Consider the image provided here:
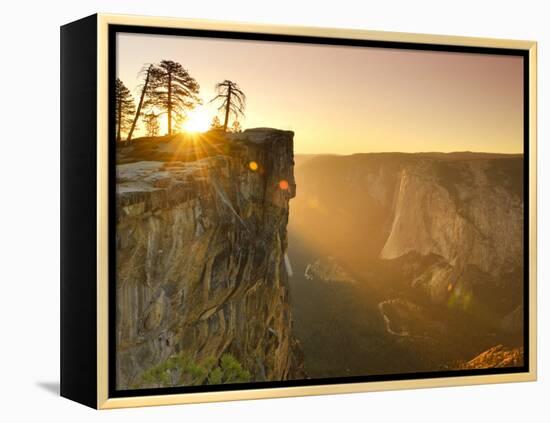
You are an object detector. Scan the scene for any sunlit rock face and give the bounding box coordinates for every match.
[380,160,523,271]
[115,128,304,389]
[457,344,524,369]
[292,153,524,305]
[379,158,523,303]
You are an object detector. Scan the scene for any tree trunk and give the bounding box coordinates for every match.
[223,85,232,132]
[116,97,122,142]
[167,72,172,135]
[127,65,152,141]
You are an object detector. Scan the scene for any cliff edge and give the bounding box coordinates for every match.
[115,128,304,389]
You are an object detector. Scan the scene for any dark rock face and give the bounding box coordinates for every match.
[115,128,304,389]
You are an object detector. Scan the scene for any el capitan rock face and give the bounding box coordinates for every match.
[291,153,524,305]
[115,129,304,389]
[379,158,523,301]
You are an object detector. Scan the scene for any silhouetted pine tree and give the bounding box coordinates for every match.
[127,64,154,141]
[210,116,223,131]
[115,78,136,142]
[143,112,160,137]
[230,120,242,133]
[209,80,246,132]
[146,60,201,135]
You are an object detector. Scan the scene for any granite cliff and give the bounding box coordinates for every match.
[292,153,524,306]
[380,157,523,304]
[115,129,304,389]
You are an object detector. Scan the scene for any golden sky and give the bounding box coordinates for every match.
[117,33,524,154]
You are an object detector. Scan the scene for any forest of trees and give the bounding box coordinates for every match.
[115,59,246,141]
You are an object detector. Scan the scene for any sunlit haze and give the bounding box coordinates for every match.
[182,105,211,133]
[117,33,524,154]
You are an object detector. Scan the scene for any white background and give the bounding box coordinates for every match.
[0,0,547,421]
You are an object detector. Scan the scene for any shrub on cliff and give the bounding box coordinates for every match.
[207,354,251,385]
[136,352,250,388]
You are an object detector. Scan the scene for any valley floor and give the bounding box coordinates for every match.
[287,230,524,379]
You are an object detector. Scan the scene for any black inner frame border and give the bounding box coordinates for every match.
[108,24,530,399]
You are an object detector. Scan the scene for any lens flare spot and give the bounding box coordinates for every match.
[249,161,259,171]
[279,179,289,190]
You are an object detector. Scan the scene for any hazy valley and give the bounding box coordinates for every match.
[288,152,524,377]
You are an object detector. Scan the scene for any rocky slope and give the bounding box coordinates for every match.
[304,256,357,284]
[115,129,304,389]
[457,345,524,369]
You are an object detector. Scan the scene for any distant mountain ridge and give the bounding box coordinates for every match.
[296,151,523,160]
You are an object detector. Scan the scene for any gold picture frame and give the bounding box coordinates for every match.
[60,13,537,409]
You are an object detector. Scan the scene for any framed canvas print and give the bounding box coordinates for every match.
[60,14,537,409]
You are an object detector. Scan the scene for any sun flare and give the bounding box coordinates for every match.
[183,106,211,133]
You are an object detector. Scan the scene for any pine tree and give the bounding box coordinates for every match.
[143,112,160,137]
[147,60,201,135]
[230,120,242,133]
[115,78,136,142]
[209,80,246,132]
[127,64,154,141]
[210,116,223,131]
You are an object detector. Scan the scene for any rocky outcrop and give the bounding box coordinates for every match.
[305,256,356,284]
[457,345,524,369]
[115,128,304,389]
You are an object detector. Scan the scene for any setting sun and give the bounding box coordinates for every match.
[183,106,211,133]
